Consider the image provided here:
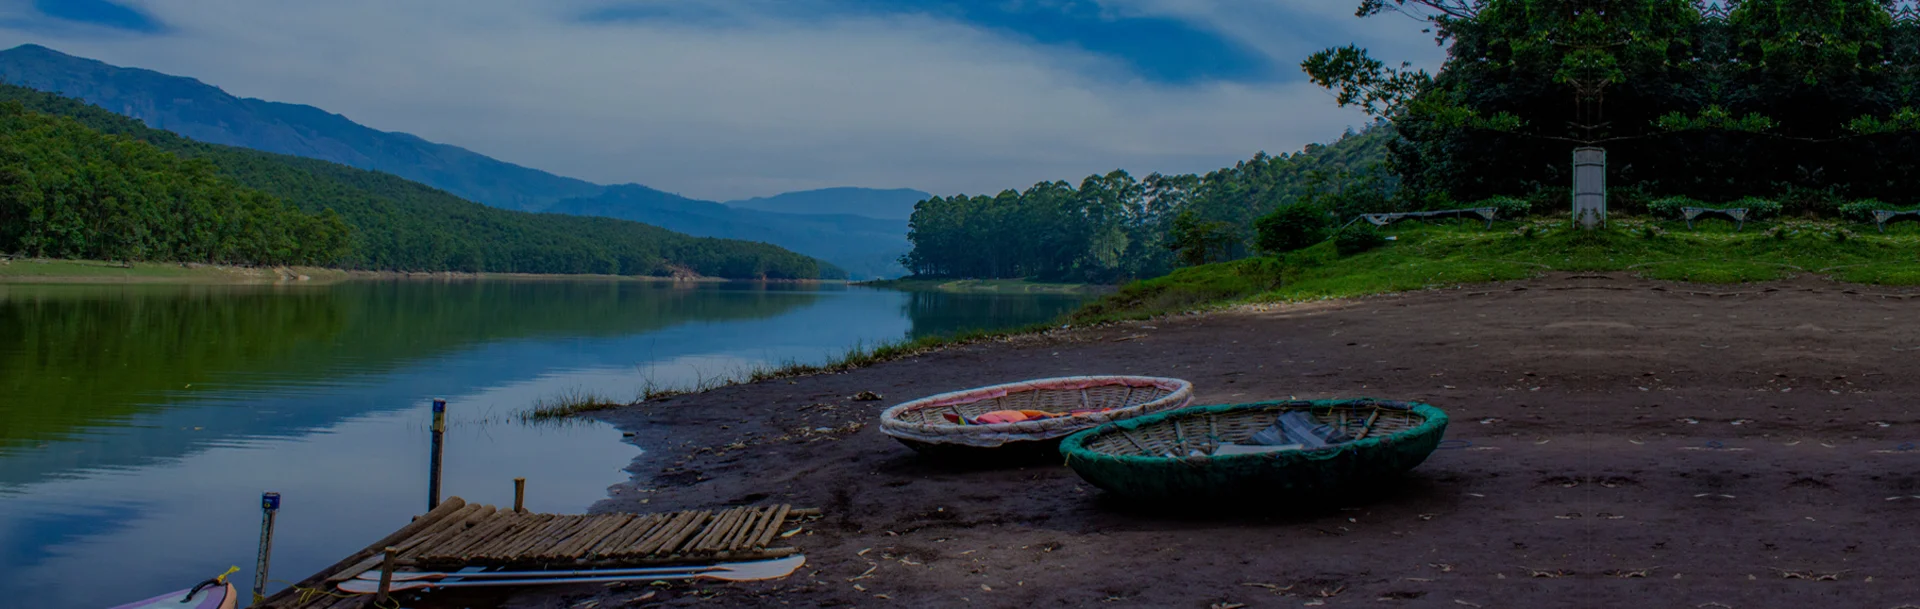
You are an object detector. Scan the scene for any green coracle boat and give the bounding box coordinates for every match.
[1060,399,1448,501]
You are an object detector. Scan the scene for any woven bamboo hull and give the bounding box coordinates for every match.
[880,376,1194,450]
[1059,400,1448,502]
[892,435,1065,463]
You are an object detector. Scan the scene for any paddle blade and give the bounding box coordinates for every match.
[698,555,807,581]
[336,578,435,593]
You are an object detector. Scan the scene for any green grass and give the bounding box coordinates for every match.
[520,389,630,422]
[0,258,350,283]
[1075,216,1920,323]
[860,277,1114,294]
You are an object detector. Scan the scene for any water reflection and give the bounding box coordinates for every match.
[0,280,1087,608]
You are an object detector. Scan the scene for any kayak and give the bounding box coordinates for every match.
[109,578,237,609]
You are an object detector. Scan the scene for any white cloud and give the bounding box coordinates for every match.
[0,0,1444,200]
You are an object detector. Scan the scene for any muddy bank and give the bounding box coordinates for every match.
[490,272,1920,608]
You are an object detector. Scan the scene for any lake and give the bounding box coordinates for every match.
[0,280,1089,608]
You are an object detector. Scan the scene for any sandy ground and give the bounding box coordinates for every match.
[461,272,1920,608]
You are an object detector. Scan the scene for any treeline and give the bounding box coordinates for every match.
[902,127,1392,282]
[1313,0,1920,211]
[0,103,349,265]
[0,84,831,279]
[906,0,1920,283]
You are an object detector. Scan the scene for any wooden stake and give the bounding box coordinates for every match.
[428,398,447,511]
[514,477,527,513]
[374,546,397,604]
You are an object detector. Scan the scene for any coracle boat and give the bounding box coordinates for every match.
[879,376,1193,456]
[1060,399,1448,501]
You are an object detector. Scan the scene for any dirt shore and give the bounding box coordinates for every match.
[486,272,1920,608]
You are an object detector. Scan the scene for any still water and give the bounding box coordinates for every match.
[0,280,1087,608]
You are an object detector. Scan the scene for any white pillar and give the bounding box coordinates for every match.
[1572,147,1607,229]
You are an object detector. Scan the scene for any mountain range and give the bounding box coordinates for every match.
[0,44,927,278]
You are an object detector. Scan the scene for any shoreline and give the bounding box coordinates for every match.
[856,277,1117,295]
[485,271,1920,608]
[0,258,847,286]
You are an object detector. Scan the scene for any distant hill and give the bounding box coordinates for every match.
[549,185,911,279]
[0,84,830,279]
[0,44,920,277]
[0,43,604,211]
[725,187,931,221]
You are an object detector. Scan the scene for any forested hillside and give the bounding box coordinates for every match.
[0,44,605,211]
[902,126,1393,282]
[0,102,348,265]
[0,84,829,279]
[725,187,931,220]
[548,185,910,279]
[0,45,922,278]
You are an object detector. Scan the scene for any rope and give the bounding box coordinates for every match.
[261,578,360,607]
[1435,439,1473,450]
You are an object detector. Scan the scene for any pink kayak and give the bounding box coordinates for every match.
[108,579,237,609]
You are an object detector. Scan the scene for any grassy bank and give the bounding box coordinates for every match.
[0,258,354,284]
[860,277,1113,295]
[1075,216,1920,322]
[0,258,758,285]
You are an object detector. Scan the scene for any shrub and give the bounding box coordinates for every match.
[1253,203,1330,254]
[1839,199,1891,223]
[1334,223,1387,256]
[1732,196,1783,220]
[1646,196,1704,219]
[1478,196,1532,220]
[1777,187,1841,218]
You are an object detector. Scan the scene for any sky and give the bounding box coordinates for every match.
[0,0,1447,201]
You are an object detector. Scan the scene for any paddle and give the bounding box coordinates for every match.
[350,555,801,582]
[334,555,805,593]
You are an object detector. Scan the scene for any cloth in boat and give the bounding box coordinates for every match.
[943,408,1107,425]
[1249,411,1353,449]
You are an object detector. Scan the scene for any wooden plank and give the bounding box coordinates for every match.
[531,515,599,559]
[419,510,514,560]
[682,509,725,552]
[645,510,711,557]
[257,496,468,608]
[713,507,754,550]
[724,506,771,551]
[405,505,497,560]
[325,503,488,583]
[691,507,744,552]
[750,505,793,550]
[545,514,630,561]
[464,513,545,559]
[628,511,702,557]
[426,511,525,560]
[488,513,567,558]
[510,514,581,557]
[491,514,564,559]
[587,514,666,558]
[406,505,497,560]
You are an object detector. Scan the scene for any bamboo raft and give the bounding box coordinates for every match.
[258,497,818,608]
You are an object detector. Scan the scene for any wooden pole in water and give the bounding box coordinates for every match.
[514,477,527,513]
[251,492,280,605]
[374,546,397,604]
[429,398,447,511]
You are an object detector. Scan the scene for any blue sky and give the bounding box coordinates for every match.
[0,0,1444,199]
